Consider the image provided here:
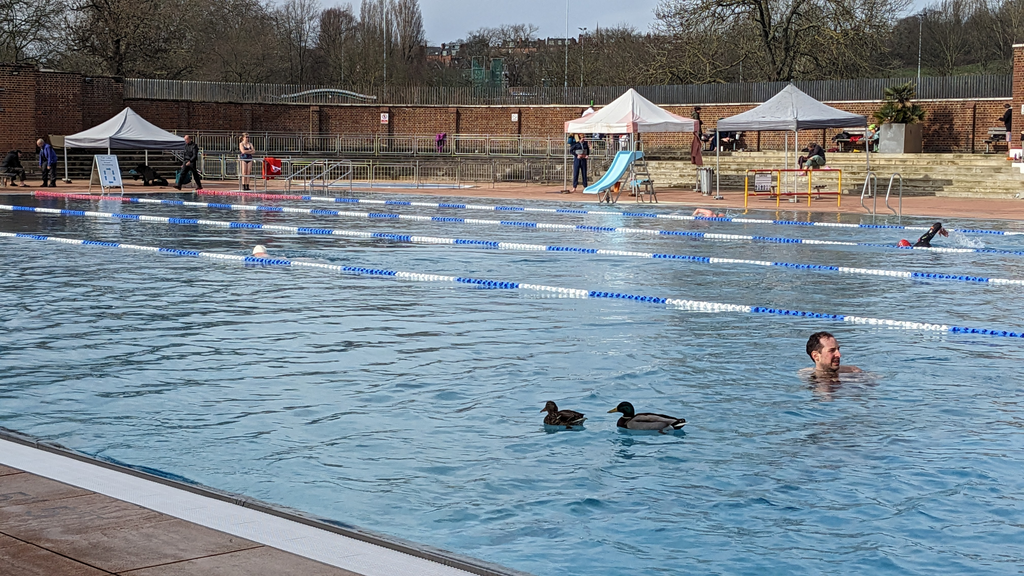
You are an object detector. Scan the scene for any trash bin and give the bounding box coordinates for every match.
[697,167,714,195]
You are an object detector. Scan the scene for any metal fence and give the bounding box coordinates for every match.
[198,154,581,187]
[125,75,1012,106]
[185,132,618,160]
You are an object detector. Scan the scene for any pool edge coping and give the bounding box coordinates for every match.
[0,426,534,576]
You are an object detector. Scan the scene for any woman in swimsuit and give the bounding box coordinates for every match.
[239,133,255,191]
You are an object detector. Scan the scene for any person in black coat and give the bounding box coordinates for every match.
[1000,104,1012,142]
[569,134,590,192]
[1,150,26,186]
[175,135,202,190]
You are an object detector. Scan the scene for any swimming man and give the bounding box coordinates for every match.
[803,331,862,378]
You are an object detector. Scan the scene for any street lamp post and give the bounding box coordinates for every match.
[564,0,569,91]
[917,13,923,86]
[579,27,587,87]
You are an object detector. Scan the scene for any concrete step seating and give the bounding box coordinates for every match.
[650,151,1024,198]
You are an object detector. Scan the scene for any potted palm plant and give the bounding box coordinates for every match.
[874,82,926,153]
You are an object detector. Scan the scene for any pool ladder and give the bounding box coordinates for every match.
[860,172,903,222]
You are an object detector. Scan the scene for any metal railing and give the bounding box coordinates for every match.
[125,75,1012,106]
[185,132,607,160]
[885,173,904,221]
[199,154,577,187]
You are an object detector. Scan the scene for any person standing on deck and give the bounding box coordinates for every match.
[36,139,57,187]
[570,134,590,193]
[175,135,203,191]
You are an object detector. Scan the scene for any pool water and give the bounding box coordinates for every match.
[2,193,1024,575]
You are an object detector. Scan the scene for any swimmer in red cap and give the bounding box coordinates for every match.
[898,222,948,248]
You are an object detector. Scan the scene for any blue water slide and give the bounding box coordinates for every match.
[583,151,643,194]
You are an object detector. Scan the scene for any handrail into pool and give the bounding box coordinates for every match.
[2,230,1023,339]
[860,171,877,214]
[886,173,904,222]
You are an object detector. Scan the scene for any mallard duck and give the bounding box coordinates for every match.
[608,401,685,433]
[541,401,586,428]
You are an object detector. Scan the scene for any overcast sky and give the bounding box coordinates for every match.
[415,0,662,44]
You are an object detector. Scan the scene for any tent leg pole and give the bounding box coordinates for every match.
[63,149,68,183]
[715,130,720,197]
[563,137,567,193]
[794,130,799,200]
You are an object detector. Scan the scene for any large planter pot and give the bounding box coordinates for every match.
[878,123,923,153]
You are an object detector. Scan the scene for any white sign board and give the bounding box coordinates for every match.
[89,154,125,196]
[380,112,389,124]
[754,172,772,192]
[96,155,122,187]
[511,113,519,122]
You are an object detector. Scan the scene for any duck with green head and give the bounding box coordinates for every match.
[608,401,685,433]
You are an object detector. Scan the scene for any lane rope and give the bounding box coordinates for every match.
[9,201,1024,288]
[2,230,1021,339]
[191,189,1024,237]
[28,194,1024,258]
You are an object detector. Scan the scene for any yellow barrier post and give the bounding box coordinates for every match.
[776,170,782,208]
[744,172,749,208]
[837,170,842,207]
[807,170,813,206]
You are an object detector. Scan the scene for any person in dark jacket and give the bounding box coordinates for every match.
[36,138,57,187]
[569,134,590,192]
[1,150,26,186]
[1000,104,1012,142]
[175,134,202,190]
[799,142,826,169]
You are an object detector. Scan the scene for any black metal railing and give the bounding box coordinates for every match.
[124,75,1011,106]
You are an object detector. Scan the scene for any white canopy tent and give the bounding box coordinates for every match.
[562,89,696,192]
[63,107,185,182]
[565,88,696,135]
[713,84,868,195]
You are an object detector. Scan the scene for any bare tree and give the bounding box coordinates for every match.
[62,0,196,77]
[318,5,358,84]
[0,0,63,64]
[654,0,905,82]
[197,0,282,82]
[277,0,321,83]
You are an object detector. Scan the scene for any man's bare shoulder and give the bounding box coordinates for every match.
[839,366,863,373]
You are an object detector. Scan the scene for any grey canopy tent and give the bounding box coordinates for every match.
[713,84,868,195]
[63,107,185,182]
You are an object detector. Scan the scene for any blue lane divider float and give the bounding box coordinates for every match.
[7,204,1024,287]
[3,230,1022,339]
[192,190,1024,237]
[21,199,1024,260]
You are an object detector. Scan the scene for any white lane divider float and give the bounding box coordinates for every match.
[7,203,1024,287]
[190,189,1024,237]
[2,230,1021,339]
[30,193,1024,259]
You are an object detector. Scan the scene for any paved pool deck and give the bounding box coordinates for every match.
[0,436,523,576]
[4,179,1024,221]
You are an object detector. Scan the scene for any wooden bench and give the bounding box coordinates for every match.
[833,128,867,152]
[985,127,1008,153]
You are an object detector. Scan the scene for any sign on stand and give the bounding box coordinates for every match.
[754,172,772,192]
[89,155,124,196]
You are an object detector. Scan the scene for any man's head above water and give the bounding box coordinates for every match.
[806,331,842,375]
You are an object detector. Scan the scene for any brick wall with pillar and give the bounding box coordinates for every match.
[1013,43,1024,146]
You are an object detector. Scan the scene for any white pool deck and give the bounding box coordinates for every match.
[0,436,525,576]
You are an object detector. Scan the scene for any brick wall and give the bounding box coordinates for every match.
[0,64,1015,155]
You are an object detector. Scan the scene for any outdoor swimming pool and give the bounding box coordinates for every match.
[2,192,1023,575]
